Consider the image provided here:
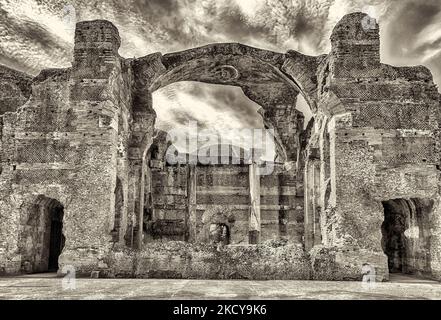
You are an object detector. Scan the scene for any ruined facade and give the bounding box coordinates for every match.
[1,13,440,281]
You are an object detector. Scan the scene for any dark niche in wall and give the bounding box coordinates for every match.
[381,198,433,278]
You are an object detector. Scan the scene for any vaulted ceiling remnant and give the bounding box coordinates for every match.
[131,43,321,162]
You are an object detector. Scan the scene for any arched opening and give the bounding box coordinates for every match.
[209,223,230,245]
[20,196,65,273]
[150,145,160,160]
[137,44,317,247]
[152,81,266,157]
[381,198,433,278]
[150,82,268,245]
[146,75,312,244]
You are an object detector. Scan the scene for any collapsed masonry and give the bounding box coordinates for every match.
[1,13,440,281]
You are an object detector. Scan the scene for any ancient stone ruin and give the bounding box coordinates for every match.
[1,13,440,281]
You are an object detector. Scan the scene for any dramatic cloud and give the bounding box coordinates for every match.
[0,0,440,137]
[153,82,259,131]
[381,0,441,86]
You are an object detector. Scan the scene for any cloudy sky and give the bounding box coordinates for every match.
[1,0,440,140]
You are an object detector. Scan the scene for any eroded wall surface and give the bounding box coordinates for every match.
[1,12,440,281]
[303,13,441,280]
[0,66,32,115]
[0,21,137,274]
[146,157,303,246]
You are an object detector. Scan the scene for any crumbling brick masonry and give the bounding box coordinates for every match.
[1,13,440,281]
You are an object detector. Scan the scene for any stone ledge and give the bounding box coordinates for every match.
[104,241,310,280]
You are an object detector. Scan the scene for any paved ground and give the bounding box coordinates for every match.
[0,273,440,300]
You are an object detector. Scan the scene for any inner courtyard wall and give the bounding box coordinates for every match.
[146,159,303,246]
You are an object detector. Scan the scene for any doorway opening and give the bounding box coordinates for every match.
[209,223,230,245]
[381,198,433,278]
[47,203,64,271]
[21,196,65,273]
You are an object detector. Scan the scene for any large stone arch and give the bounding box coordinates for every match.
[131,43,320,162]
[126,44,323,252]
[134,43,314,101]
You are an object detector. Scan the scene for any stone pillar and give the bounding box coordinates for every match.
[249,162,261,244]
[59,20,124,275]
[309,13,389,280]
[125,56,162,249]
[127,106,155,249]
[312,160,322,247]
[304,152,321,251]
[186,164,197,242]
[304,160,313,251]
[127,157,145,249]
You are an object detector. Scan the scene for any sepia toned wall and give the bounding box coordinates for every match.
[1,13,440,281]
